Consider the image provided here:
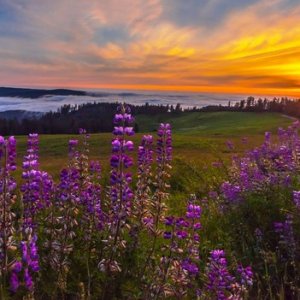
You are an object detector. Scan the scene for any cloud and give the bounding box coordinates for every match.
[0,0,300,96]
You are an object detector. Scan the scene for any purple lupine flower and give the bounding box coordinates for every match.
[112,139,121,152]
[10,235,39,293]
[113,126,124,135]
[194,222,202,230]
[274,214,296,259]
[100,105,135,277]
[164,216,174,226]
[0,136,17,275]
[182,259,199,276]
[206,249,235,300]
[69,139,79,147]
[110,104,135,223]
[226,140,234,151]
[163,231,172,239]
[68,139,79,160]
[124,127,134,136]
[186,204,202,219]
[217,123,300,209]
[79,160,103,229]
[22,134,53,230]
[13,261,22,273]
[10,271,20,292]
[176,217,189,228]
[176,230,188,239]
[157,123,172,163]
[10,261,22,292]
[221,182,241,203]
[265,131,271,143]
[7,136,17,171]
[24,268,33,291]
[137,134,153,184]
[254,228,263,243]
[237,265,253,287]
[293,191,300,210]
[114,114,124,123]
[142,217,154,228]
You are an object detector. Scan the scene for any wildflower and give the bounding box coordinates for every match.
[226,140,234,150]
[176,230,188,239]
[293,191,300,210]
[10,271,19,292]
[10,235,39,293]
[237,265,253,287]
[164,216,174,226]
[182,259,199,276]
[274,214,296,259]
[163,232,172,239]
[109,104,135,239]
[221,182,241,203]
[206,249,235,299]
[186,204,201,219]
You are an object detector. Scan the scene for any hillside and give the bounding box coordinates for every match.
[0,87,86,98]
[136,111,292,135]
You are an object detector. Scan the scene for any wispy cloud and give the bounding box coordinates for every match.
[0,0,300,96]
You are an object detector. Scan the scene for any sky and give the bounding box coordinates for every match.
[0,0,300,97]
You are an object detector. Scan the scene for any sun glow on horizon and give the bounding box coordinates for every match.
[0,0,300,97]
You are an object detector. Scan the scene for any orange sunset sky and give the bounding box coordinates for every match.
[0,0,300,97]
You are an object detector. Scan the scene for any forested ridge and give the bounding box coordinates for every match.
[0,96,299,135]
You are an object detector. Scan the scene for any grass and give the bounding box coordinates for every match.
[14,112,292,186]
[7,111,298,298]
[135,111,292,135]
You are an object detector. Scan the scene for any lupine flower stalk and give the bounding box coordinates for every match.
[142,124,172,276]
[148,195,202,299]
[135,134,154,225]
[0,136,17,297]
[127,135,154,256]
[293,191,300,211]
[46,138,81,295]
[152,123,172,226]
[100,105,135,299]
[206,249,235,299]
[77,130,103,298]
[11,134,52,295]
[10,235,39,293]
[21,134,53,232]
[274,214,296,260]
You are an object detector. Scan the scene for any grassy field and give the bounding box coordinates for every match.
[6,111,299,298]
[135,111,292,135]
[14,112,292,188]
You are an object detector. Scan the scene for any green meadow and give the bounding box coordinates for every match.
[15,111,292,198]
[6,110,299,299]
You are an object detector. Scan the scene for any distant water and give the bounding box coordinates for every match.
[0,89,253,112]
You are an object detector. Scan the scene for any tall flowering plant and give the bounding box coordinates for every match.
[141,124,172,277]
[0,105,256,299]
[0,136,17,298]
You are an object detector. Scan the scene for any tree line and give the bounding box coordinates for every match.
[0,102,184,135]
[201,96,300,116]
[1,97,299,135]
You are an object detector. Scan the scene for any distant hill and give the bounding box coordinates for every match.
[0,110,43,120]
[0,87,87,98]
